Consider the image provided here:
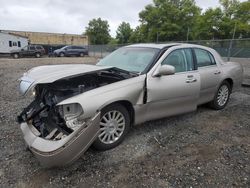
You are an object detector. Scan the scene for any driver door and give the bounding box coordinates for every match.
[65,46,73,55]
[146,48,200,121]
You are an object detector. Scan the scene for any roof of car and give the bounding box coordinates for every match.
[126,43,210,50]
[126,43,180,49]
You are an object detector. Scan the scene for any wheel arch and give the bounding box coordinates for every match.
[35,52,41,56]
[224,78,233,92]
[100,100,135,126]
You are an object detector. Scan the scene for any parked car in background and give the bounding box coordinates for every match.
[53,45,88,57]
[17,43,243,167]
[11,45,45,58]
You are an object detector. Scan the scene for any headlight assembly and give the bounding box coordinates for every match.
[58,103,83,120]
[58,103,84,130]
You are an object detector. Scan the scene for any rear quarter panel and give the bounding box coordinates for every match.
[220,61,243,92]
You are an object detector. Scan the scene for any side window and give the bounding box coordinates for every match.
[29,46,35,50]
[194,48,215,67]
[18,41,21,47]
[162,49,194,73]
[208,53,216,65]
[9,41,12,47]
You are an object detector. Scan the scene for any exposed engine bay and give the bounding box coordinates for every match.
[17,68,134,141]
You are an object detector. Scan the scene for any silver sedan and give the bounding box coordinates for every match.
[17,43,243,167]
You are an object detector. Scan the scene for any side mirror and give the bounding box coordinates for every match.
[153,65,175,77]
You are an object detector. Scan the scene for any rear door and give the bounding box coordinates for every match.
[74,46,82,55]
[28,46,36,56]
[193,48,221,105]
[146,48,200,121]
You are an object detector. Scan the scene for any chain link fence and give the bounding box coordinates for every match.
[87,38,250,60]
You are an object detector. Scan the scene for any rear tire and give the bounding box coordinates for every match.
[92,104,130,151]
[209,81,231,110]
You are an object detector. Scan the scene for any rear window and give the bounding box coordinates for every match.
[194,48,216,67]
[73,46,84,49]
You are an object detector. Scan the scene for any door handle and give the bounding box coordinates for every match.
[186,78,197,83]
[214,71,221,75]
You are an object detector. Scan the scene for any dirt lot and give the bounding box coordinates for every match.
[0,57,250,188]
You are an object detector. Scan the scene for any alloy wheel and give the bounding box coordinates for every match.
[98,110,125,144]
[217,85,229,106]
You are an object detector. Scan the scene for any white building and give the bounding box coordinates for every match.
[0,32,28,54]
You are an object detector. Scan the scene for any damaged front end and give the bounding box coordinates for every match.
[17,67,130,167]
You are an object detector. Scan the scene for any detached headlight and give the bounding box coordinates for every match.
[30,87,36,97]
[58,103,84,130]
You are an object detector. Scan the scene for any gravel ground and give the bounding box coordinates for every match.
[0,57,250,188]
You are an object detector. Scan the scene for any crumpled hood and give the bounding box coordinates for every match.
[19,64,110,95]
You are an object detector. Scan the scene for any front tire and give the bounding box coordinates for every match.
[92,104,130,151]
[79,52,84,57]
[59,52,65,57]
[13,53,19,59]
[209,81,231,110]
[35,52,41,58]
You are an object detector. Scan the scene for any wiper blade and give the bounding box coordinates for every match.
[112,67,140,77]
[129,71,140,76]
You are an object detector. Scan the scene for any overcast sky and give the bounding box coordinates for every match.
[0,0,247,37]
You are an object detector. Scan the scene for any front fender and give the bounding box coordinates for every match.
[58,75,146,119]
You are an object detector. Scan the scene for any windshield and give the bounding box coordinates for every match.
[97,47,159,73]
[61,46,68,50]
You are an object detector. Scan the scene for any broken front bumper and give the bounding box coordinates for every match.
[20,112,100,167]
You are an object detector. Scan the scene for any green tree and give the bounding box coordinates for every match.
[190,0,249,39]
[219,0,240,18]
[116,22,133,44]
[234,1,250,38]
[108,37,118,45]
[193,8,224,39]
[85,18,111,44]
[129,26,146,43]
[138,0,201,42]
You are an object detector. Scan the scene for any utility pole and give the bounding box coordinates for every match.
[186,27,190,42]
[227,22,237,61]
[156,31,159,43]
